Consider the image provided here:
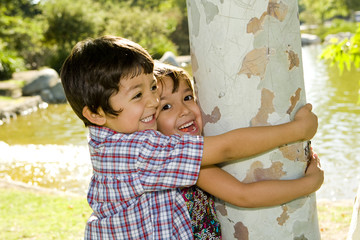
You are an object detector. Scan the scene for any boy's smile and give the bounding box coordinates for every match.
[156,76,203,136]
[102,73,159,133]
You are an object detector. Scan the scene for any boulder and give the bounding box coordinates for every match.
[22,68,59,96]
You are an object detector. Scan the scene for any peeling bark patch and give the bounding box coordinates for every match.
[243,161,285,183]
[250,88,275,126]
[279,142,305,162]
[215,203,228,216]
[277,205,289,225]
[267,0,288,22]
[286,49,300,70]
[233,221,249,240]
[238,47,269,80]
[202,106,221,125]
[201,0,219,24]
[286,88,301,114]
[246,12,267,35]
[294,234,308,240]
[189,1,200,37]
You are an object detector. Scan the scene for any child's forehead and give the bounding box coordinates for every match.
[119,72,155,88]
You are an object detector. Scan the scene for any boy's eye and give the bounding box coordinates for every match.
[132,92,142,99]
[161,104,172,111]
[184,95,194,101]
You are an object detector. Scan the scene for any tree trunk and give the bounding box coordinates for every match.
[187,0,320,239]
[348,184,360,240]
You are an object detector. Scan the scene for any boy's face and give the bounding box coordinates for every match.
[102,73,159,133]
[156,76,203,136]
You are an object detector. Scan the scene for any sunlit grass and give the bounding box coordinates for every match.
[317,200,353,239]
[0,186,354,240]
[0,188,92,240]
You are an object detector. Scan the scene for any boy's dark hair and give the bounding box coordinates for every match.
[153,61,194,95]
[60,35,154,126]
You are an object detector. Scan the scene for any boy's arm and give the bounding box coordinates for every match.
[201,104,317,166]
[196,156,323,207]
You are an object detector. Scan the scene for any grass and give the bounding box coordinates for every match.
[317,199,353,240]
[0,186,354,239]
[0,188,92,240]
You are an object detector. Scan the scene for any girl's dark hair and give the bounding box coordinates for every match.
[60,35,154,126]
[153,61,194,96]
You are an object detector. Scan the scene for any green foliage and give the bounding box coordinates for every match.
[102,5,178,58]
[41,0,105,71]
[0,0,189,74]
[0,45,25,80]
[299,0,349,24]
[320,24,360,104]
[320,25,360,74]
[0,2,43,77]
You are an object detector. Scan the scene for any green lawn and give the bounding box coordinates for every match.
[0,188,92,240]
[0,187,353,239]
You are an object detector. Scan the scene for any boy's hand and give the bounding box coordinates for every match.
[293,103,318,140]
[304,151,324,192]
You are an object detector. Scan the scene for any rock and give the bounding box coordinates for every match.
[0,82,22,98]
[0,96,45,124]
[49,82,67,103]
[301,33,321,46]
[159,51,180,66]
[22,68,59,96]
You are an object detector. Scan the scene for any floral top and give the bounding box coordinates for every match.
[181,186,222,239]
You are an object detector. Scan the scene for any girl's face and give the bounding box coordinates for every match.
[156,76,203,136]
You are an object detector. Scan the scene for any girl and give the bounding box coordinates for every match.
[154,62,323,239]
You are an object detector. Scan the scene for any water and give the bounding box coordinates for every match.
[0,45,359,200]
[302,45,360,200]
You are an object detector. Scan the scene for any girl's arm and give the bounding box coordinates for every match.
[201,104,318,166]
[196,155,323,208]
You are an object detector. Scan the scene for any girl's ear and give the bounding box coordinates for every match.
[82,106,106,126]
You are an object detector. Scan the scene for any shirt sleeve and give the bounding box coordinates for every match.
[132,130,203,191]
[88,129,203,202]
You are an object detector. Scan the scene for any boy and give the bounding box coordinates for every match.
[60,35,321,239]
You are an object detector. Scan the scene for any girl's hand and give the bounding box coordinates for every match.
[293,103,318,141]
[304,148,324,192]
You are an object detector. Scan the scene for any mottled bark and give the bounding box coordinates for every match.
[187,0,320,239]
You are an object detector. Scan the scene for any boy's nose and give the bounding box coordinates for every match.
[146,91,160,108]
[179,103,191,117]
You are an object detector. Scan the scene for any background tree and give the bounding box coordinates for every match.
[0,0,43,78]
[299,0,349,25]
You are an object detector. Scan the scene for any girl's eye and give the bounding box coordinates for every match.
[184,95,194,101]
[161,104,172,111]
[132,92,142,99]
[151,84,158,91]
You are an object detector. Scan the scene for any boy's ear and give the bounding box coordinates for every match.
[82,106,106,126]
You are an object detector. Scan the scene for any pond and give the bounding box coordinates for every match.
[0,45,359,200]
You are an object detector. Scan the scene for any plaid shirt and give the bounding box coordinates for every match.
[85,126,203,239]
